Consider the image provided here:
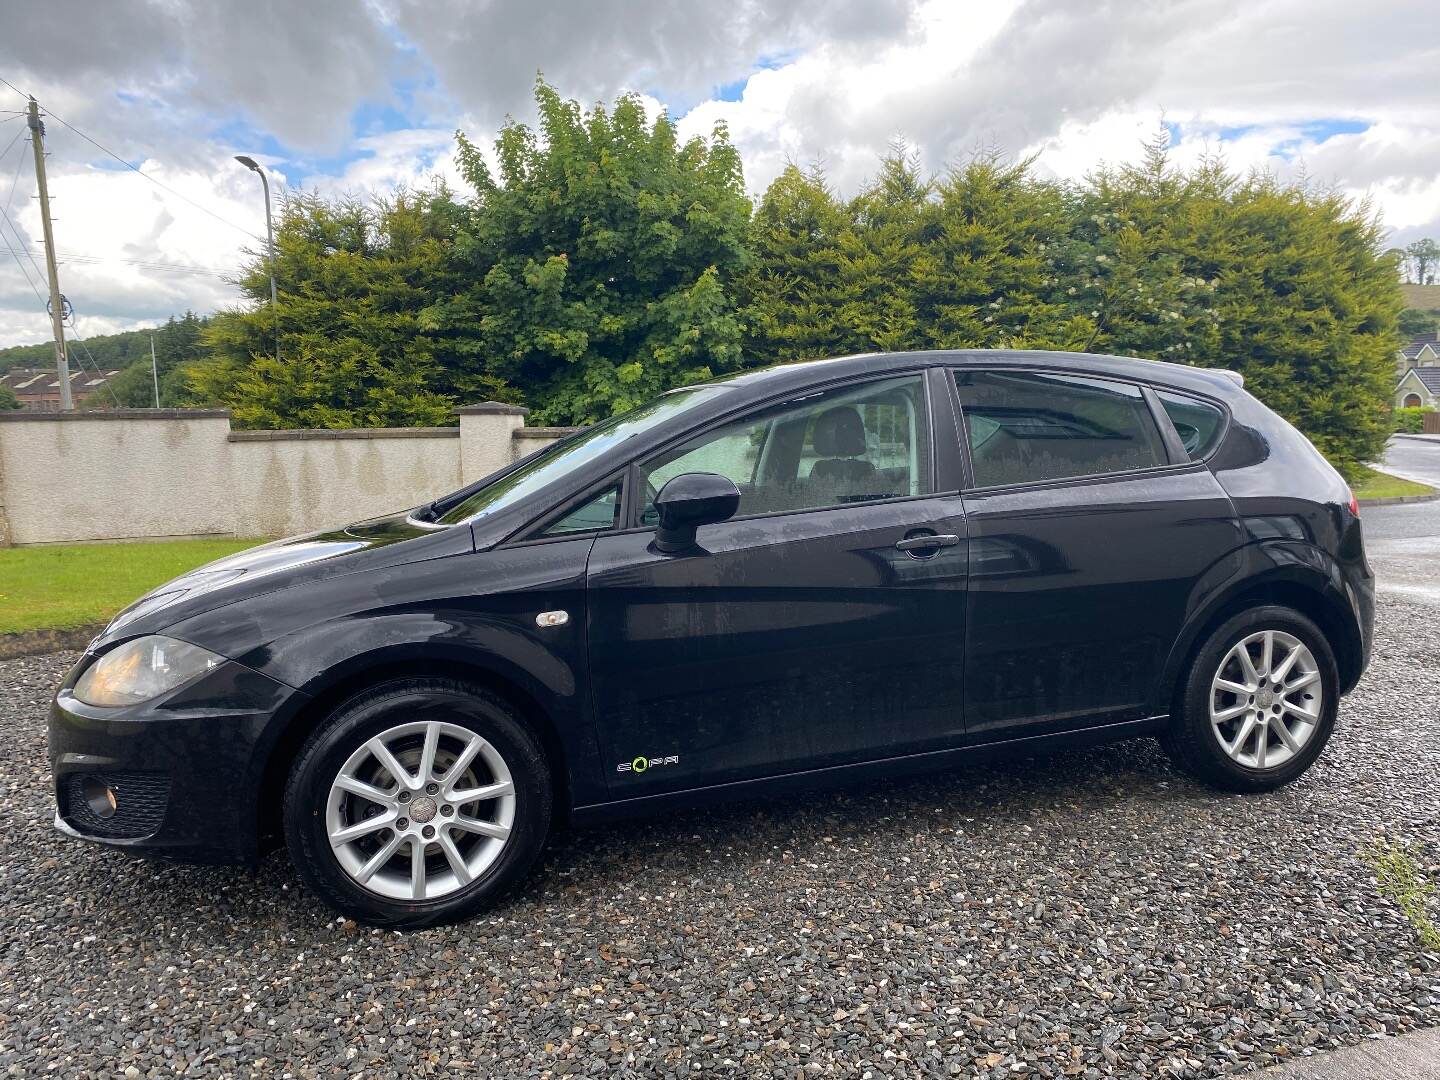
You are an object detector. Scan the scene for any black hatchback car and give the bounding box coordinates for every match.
[50,350,1373,926]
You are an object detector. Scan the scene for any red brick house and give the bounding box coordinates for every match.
[0,367,122,410]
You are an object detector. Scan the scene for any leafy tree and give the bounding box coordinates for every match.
[1402,238,1439,284]
[0,384,17,409]
[441,79,752,424]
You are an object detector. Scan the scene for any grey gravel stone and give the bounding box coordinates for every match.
[0,597,1435,1077]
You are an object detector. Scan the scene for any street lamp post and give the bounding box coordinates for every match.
[234,155,280,363]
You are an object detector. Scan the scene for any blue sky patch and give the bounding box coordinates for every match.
[714,78,748,103]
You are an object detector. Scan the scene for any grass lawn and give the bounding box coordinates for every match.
[0,538,262,636]
[1351,467,1436,501]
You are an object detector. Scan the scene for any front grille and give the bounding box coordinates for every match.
[62,771,171,839]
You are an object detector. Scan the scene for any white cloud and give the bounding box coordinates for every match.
[305,129,464,198]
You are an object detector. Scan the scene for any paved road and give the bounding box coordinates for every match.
[1382,435,1440,488]
[1366,437,1440,607]
[1245,1029,1440,1078]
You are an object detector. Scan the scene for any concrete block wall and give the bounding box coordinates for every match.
[0,405,579,545]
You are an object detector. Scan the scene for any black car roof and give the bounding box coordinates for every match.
[709,349,1245,399]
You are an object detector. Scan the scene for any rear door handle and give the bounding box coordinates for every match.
[895,533,960,552]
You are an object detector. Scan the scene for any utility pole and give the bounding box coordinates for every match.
[27,97,71,411]
[150,335,160,408]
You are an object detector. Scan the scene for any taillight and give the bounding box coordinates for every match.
[1347,491,1360,517]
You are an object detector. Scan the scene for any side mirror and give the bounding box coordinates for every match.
[653,472,740,553]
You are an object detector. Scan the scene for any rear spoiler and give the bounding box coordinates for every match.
[1211,368,1244,388]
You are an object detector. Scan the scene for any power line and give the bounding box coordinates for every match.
[0,124,23,163]
[65,323,123,408]
[0,204,45,302]
[1,74,262,242]
[41,111,262,242]
[0,246,238,279]
[0,201,45,280]
[1,137,26,216]
[0,244,45,304]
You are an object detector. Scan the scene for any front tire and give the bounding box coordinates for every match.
[283,678,551,928]
[1162,605,1338,793]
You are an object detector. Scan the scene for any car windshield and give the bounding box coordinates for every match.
[431,386,725,526]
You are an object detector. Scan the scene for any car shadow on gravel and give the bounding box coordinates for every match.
[58,734,1240,934]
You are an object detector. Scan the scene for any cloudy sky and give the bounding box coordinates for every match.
[0,0,1436,348]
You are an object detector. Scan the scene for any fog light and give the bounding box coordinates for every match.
[80,776,117,819]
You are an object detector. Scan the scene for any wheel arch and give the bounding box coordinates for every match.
[1157,554,1364,716]
[254,650,576,853]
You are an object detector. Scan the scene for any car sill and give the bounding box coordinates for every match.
[570,714,1167,826]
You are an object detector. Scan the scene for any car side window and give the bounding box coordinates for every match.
[1155,390,1225,459]
[953,370,1168,487]
[540,484,620,536]
[639,374,931,524]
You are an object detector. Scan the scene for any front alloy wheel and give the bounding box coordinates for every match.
[285,678,551,928]
[326,720,516,901]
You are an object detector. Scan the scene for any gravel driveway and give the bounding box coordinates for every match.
[1,598,1436,1079]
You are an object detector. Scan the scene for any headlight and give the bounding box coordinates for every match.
[73,636,225,708]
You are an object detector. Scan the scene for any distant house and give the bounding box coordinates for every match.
[1396,367,1440,410]
[1396,330,1440,379]
[1394,330,1440,409]
[0,366,123,410]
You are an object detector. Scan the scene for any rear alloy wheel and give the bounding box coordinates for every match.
[1208,630,1324,771]
[1162,605,1338,792]
[285,679,551,927]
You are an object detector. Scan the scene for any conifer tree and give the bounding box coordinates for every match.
[197,188,469,428]
[740,164,854,365]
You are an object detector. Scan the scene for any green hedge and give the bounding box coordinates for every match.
[1394,407,1436,433]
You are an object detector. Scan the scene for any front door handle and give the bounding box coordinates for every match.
[895,533,960,552]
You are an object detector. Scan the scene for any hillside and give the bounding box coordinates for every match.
[0,326,166,373]
[0,320,208,374]
[1401,283,1440,312]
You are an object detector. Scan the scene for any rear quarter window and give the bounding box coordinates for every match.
[1155,391,1226,459]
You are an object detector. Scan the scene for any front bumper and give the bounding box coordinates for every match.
[48,655,304,865]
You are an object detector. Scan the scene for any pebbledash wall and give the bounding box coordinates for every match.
[0,404,578,546]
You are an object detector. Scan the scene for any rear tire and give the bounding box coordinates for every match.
[1162,605,1338,793]
[283,678,551,928]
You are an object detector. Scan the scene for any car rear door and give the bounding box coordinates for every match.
[949,368,1242,737]
[584,369,971,795]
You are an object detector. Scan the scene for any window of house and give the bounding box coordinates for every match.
[1155,390,1226,459]
[954,370,1168,487]
[639,375,930,524]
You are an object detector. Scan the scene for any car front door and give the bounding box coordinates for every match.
[585,370,970,795]
[950,368,1243,737]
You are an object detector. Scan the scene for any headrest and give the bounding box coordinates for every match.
[812,406,867,457]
